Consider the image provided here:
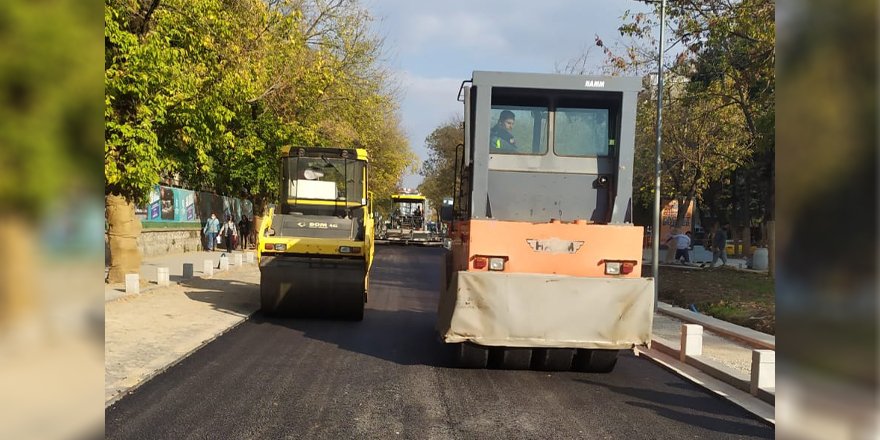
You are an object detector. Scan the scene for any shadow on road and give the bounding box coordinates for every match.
[576,376,774,437]
[181,275,259,317]
[249,307,459,368]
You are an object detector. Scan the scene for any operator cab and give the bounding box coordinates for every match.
[458,72,639,225]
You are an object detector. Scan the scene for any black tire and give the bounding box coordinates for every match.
[573,349,619,373]
[457,343,489,368]
[532,348,576,371]
[489,347,533,370]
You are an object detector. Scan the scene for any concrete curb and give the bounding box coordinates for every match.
[657,302,775,349]
[636,344,775,425]
[651,336,774,406]
[105,309,257,408]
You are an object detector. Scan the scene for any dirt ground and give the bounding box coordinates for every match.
[646,265,776,335]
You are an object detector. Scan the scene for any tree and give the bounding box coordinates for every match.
[418,117,464,216]
[105,0,415,282]
[592,0,774,258]
[632,79,751,230]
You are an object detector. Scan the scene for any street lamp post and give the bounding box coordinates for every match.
[650,0,666,311]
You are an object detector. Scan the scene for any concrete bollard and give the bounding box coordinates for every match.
[219,255,229,271]
[245,252,254,264]
[203,260,214,277]
[182,263,194,279]
[125,274,139,295]
[233,253,243,266]
[680,324,703,362]
[157,267,170,286]
[750,349,775,395]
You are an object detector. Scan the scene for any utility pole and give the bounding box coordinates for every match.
[651,0,666,311]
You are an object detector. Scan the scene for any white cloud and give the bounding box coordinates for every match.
[395,72,464,188]
[365,0,657,188]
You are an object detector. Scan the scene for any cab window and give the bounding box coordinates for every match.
[554,107,610,157]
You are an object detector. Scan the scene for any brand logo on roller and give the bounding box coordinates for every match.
[526,238,584,254]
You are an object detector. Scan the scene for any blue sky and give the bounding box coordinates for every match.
[364,0,654,188]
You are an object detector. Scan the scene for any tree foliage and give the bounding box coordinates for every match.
[592,0,775,230]
[418,117,463,218]
[104,0,415,209]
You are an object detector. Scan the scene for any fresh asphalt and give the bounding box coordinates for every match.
[105,246,773,439]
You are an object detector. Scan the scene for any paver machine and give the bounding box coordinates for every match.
[385,193,431,245]
[257,146,374,320]
[437,71,655,371]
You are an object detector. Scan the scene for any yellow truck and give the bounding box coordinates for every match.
[257,147,374,320]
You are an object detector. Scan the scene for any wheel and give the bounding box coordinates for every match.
[532,348,575,371]
[457,343,489,368]
[573,349,619,373]
[489,347,533,370]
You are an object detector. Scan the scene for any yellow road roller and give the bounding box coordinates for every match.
[257,146,374,320]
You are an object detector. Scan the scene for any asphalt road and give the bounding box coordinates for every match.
[105,246,773,439]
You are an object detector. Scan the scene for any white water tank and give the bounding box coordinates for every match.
[752,247,769,270]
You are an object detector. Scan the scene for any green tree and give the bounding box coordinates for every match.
[105,0,414,282]
[591,0,774,255]
[418,117,464,216]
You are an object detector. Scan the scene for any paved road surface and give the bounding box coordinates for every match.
[106,246,773,439]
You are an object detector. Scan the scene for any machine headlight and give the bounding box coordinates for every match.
[604,260,636,275]
[488,257,506,271]
[605,261,621,275]
[339,246,362,254]
[273,243,287,251]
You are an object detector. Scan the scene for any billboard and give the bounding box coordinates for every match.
[141,185,253,225]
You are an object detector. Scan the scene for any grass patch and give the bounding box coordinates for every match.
[649,265,776,334]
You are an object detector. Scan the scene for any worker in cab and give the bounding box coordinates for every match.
[489,110,517,153]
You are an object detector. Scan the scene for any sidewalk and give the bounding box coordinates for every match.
[105,249,775,416]
[105,250,261,406]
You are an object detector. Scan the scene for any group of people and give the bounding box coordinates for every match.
[664,223,729,268]
[202,213,253,253]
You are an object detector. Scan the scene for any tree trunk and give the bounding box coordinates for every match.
[105,194,142,283]
[767,220,775,278]
[730,227,740,257]
[252,214,262,246]
[743,225,752,258]
[0,215,38,327]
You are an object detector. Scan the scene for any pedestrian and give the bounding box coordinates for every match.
[665,228,691,264]
[219,216,238,253]
[711,223,729,268]
[203,213,220,251]
[238,215,251,250]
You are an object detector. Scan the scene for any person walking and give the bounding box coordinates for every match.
[711,223,729,268]
[218,216,238,253]
[238,215,251,250]
[203,213,220,251]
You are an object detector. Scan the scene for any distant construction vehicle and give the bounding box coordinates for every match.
[257,146,374,320]
[383,193,433,245]
[436,71,654,371]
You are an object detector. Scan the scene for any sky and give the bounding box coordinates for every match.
[363,0,654,189]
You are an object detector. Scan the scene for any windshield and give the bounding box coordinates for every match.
[391,200,423,216]
[554,108,610,157]
[282,156,365,204]
[488,106,548,155]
